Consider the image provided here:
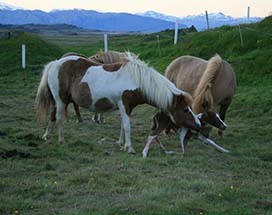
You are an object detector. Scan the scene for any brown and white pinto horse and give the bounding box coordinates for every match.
[165,54,236,137]
[35,52,201,154]
[61,51,132,123]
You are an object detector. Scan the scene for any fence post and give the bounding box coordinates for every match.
[174,19,178,45]
[238,25,244,46]
[156,35,161,57]
[22,44,26,69]
[205,10,210,30]
[104,34,108,52]
[247,6,250,20]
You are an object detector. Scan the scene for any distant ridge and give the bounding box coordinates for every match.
[0,8,186,33]
[0,2,263,32]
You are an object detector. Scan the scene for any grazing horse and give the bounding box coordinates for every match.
[35,52,201,154]
[165,54,236,137]
[142,110,229,157]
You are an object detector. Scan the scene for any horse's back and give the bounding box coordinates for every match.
[165,55,207,94]
[165,54,236,106]
[55,56,95,106]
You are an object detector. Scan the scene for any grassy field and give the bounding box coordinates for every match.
[0,17,272,215]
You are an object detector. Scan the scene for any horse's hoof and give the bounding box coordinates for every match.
[42,135,52,144]
[128,148,136,155]
[142,151,148,158]
[164,150,176,155]
[119,144,125,151]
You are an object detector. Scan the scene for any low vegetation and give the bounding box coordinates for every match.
[0,16,272,215]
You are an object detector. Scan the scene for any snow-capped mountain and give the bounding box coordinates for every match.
[0,2,264,32]
[139,11,263,31]
[0,8,182,33]
[0,2,25,10]
[137,11,179,23]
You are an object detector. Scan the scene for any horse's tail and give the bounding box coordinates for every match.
[35,61,55,122]
[193,54,222,113]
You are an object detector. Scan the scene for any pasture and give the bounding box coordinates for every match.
[1,17,272,215]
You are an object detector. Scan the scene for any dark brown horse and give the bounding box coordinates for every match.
[165,54,236,137]
[35,52,201,154]
[142,110,229,157]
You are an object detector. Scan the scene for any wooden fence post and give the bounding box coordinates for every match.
[205,10,210,30]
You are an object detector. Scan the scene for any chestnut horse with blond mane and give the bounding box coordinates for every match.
[165,54,236,137]
[35,52,201,154]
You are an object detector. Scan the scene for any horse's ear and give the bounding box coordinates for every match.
[179,92,193,106]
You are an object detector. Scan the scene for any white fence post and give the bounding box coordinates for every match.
[22,44,26,69]
[174,19,178,45]
[104,34,108,52]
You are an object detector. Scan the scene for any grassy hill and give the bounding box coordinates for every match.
[0,16,271,215]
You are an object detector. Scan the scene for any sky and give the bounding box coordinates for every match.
[2,0,272,17]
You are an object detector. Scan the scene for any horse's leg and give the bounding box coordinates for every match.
[178,127,188,154]
[142,135,157,157]
[73,101,83,123]
[55,101,66,144]
[92,112,98,123]
[117,122,125,146]
[99,113,105,124]
[117,101,135,154]
[42,106,56,144]
[218,98,232,137]
[64,103,69,122]
[92,113,105,124]
[183,132,192,155]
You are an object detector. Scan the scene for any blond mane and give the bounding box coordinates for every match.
[193,54,222,113]
[88,51,134,64]
[122,52,184,110]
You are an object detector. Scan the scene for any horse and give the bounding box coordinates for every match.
[88,51,138,123]
[142,110,229,157]
[165,54,236,137]
[61,51,132,123]
[35,52,201,154]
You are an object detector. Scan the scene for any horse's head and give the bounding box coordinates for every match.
[169,93,201,131]
[197,110,227,130]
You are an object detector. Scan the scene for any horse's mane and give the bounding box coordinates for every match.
[88,51,134,64]
[122,52,184,110]
[61,52,88,58]
[193,54,222,113]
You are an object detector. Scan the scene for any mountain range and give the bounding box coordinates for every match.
[0,2,263,32]
[138,11,262,31]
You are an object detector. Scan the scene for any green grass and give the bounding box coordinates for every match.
[0,17,272,215]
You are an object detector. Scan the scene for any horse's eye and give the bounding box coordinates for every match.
[184,107,189,112]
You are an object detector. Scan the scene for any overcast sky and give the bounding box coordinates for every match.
[2,0,272,17]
